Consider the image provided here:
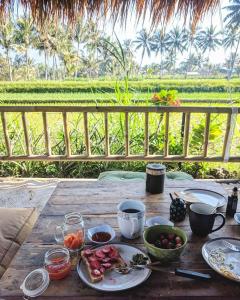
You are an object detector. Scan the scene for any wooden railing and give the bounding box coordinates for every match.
[0,105,239,162]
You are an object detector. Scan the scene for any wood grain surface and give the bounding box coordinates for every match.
[0,179,240,300]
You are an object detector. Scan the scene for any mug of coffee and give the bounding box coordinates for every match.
[117,200,145,239]
[189,203,225,237]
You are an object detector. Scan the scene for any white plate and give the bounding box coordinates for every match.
[146,216,173,227]
[77,243,151,292]
[202,237,240,282]
[180,189,226,208]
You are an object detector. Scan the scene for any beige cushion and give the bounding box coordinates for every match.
[0,207,38,278]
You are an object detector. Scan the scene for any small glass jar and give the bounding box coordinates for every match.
[55,212,85,252]
[44,247,71,280]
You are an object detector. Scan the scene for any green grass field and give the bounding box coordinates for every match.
[0,92,239,106]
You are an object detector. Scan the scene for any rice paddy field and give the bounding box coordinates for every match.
[0,78,239,179]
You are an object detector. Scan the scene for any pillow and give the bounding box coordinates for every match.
[98,171,146,181]
[98,171,193,181]
[0,207,38,278]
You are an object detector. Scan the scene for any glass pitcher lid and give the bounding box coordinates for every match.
[20,268,49,298]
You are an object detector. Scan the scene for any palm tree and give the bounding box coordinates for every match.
[166,28,188,72]
[46,25,73,79]
[163,50,176,74]
[35,26,52,80]
[0,19,15,80]
[180,53,202,77]
[196,26,222,62]
[151,30,167,77]
[134,29,152,66]
[224,1,240,78]
[122,39,135,76]
[73,18,88,78]
[98,35,129,77]
[14,17,35,80]
[224,0,240,29]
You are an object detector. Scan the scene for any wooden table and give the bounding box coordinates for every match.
[1,179,240,299]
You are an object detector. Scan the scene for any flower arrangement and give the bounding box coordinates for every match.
[152,90,181,106]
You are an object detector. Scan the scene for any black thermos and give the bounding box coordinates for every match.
[146,163,166,194]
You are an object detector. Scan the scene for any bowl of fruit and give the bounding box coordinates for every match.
[143,225,187,262]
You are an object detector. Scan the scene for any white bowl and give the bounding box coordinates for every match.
[146,216,173,227]
[87,224,115,244]
[234,213,240,225]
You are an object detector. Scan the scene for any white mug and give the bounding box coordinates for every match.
[117,200,145,239]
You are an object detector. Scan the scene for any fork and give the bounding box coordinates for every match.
[223,240,240,252]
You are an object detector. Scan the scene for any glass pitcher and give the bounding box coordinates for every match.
[55,212,85,252]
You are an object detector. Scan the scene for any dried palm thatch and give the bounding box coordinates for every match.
[0,0,219,29]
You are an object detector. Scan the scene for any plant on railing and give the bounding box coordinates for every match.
[190,115,223,155]
[151,90,181,106]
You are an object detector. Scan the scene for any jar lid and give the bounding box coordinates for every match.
[146,163,166,175]
[146,163,166,170]
[20,268,49,298]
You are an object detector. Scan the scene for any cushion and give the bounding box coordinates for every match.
[98,171,146,181]
[98,171,193,181]
[0,207,38,278]
[166,171,193,180]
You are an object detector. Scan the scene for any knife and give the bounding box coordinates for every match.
[145,263,212,280]
[135,263,212,281]
[175,268,212,281]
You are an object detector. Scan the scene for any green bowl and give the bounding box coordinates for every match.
[143,225,187,263]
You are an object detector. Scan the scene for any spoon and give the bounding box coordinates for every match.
[114,261,162,274]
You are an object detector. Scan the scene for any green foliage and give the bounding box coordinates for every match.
[152,89,180,106]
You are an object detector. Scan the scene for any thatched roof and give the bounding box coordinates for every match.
[0,0,220,29]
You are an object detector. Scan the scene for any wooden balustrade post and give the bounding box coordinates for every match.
[62,112,71,157]
[104,112,109,156]
[1,112,12,157]
[164,112,169,157]
[144,112,149,156]
[203,113,210,157]
[42,112,51,156]
[125,112,129,156]
[84,112,91,156]
[22,112,31,156]
[183,112,190,157]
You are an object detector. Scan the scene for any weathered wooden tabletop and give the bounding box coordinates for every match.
[1,179,240,300]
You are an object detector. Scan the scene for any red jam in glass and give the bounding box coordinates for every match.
[92,231,111,242]
[44,248,71,280]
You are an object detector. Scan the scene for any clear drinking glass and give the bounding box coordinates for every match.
[55,212,85,252]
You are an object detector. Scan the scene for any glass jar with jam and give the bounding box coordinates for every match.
[44,247,71,280]
[55,212,85,252]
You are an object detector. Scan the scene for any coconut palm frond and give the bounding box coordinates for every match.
[0,0,219,29]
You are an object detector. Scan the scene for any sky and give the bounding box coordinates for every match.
[102,0,230,66]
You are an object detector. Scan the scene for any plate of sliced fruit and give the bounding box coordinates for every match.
[77,243,151,291]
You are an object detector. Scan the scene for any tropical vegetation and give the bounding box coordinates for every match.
[0,1,239,81]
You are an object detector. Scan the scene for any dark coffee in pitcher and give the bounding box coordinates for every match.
[122,209,140,213]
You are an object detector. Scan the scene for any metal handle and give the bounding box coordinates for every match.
[175,268,212,281]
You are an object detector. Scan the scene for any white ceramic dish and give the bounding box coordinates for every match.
[87,224,115,244]
[77,243,151,292]
[146,216,173,227]
[180,188,226,208]
[202,237,240,282]
[234,213,240,225]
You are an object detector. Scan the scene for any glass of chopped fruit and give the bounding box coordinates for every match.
[55,212,85,252]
